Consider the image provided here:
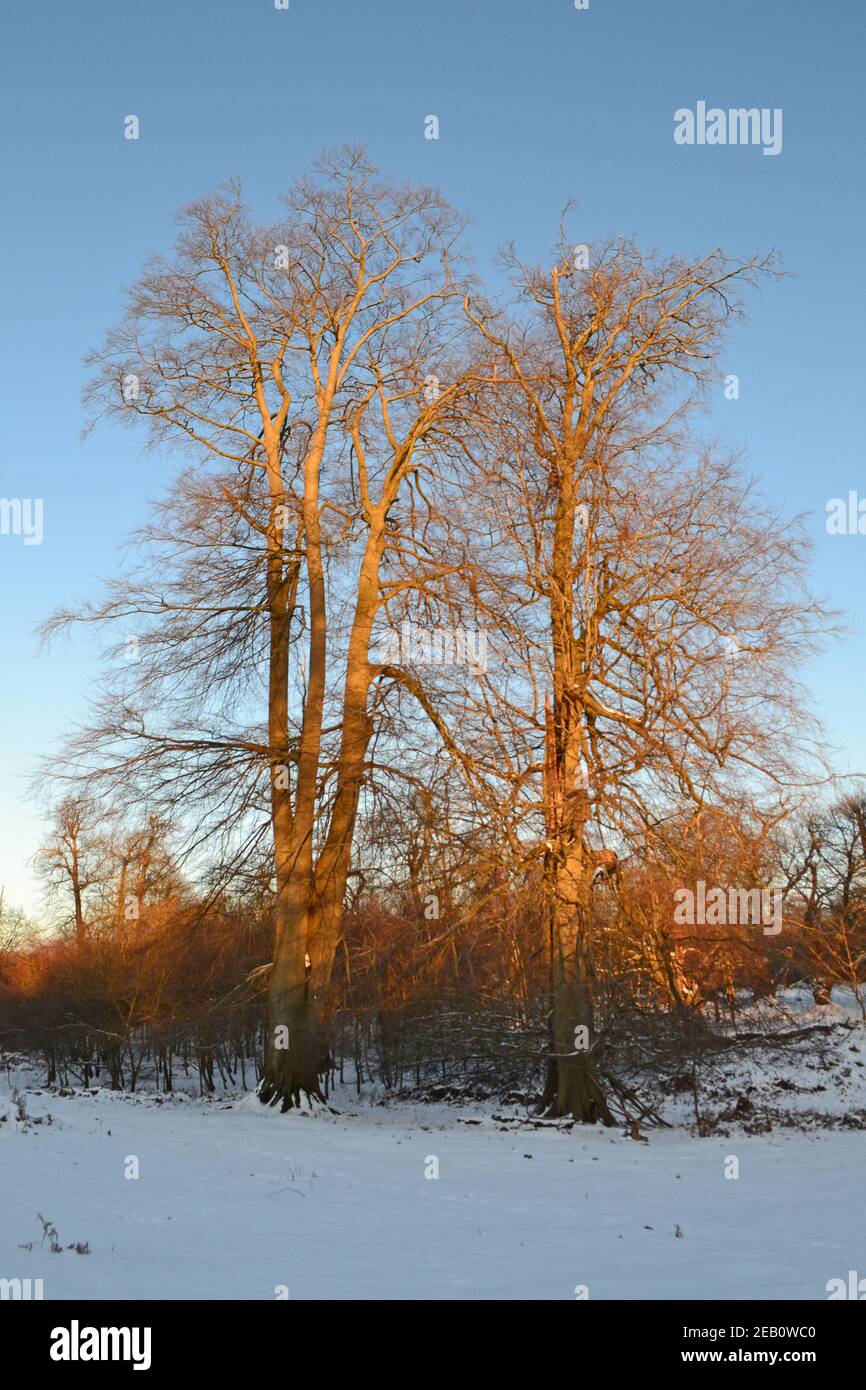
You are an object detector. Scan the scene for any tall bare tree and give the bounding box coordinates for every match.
[48,149,477,1107]
[463,237,830,1120]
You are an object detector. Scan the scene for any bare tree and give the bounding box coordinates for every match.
[783,791,866,1014]
[462,236,831,1120]
[34,798,105,947]
[46,149,478,1108]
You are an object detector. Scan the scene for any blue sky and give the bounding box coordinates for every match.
[1,0,864,911]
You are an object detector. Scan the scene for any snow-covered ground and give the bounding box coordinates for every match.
[2,998,864,1301]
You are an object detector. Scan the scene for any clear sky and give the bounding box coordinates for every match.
[1,0,864,912]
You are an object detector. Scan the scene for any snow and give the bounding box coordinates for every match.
[2,1022,865,1301]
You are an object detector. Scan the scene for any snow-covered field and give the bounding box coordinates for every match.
[2,1002,864,1301]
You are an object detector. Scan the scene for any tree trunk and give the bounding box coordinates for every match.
[259,874,342,1109]
[258,443,322,1108]
[260,927,328,1108]
[259,510,382,1111]
[543,853,615,1124]
[542,698,614,1124]
[71,841,87,949]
